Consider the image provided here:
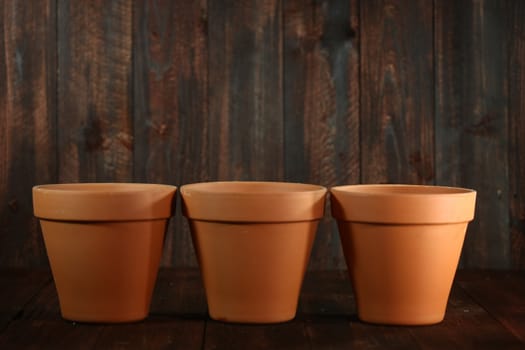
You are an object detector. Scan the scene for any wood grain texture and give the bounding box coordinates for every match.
[508,0,525,269]
[0,269,51,330]
[360,0,434,184]
[0,321,103,350]
[133,0,208,267]
[458,272,525,343]
[1,0,525,270]
[149,269,207,317]
[0,0,56,267]
[1,269,525,348]
[95,321,204,350]
[284,0,359,269]
[435,0,509,268]
[57,0,133,182]
[204,322,309,350]
[208,0,283,181]
[408,284,524,349]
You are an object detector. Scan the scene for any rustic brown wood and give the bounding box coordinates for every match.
[208,0,283,181]
[298,270,354,318]
[0,269,51,330]
[1,0,525,272]
[95,321,204,349]
[435,0,509,268]
[133,0,208,267]
[20,278,61,320]
[458,271,525,343]
[308,321,419,350]
[57,0,133,182]
[0,320,103,350]
[1,269,525,348]
[0,0,56,267]
[508,0,525,269]
[302,272,418,349]
[149,268,207,317]
[283,0,359,270]
[360,0,434,184]
[408,283,524,349]
[204,321,309,350]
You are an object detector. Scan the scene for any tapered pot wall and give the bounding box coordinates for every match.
[331,185,476,325]
[182,181,327,324]
[33,183,176,323]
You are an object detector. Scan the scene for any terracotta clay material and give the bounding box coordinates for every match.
[331,184,476,326]
[181,181,327,324]
[33,183,176,323]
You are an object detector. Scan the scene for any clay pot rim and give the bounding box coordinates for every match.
[330,184,475,197]
[181,181,326,195]
[330,184,476,224]
[33,183,177,221]
[33,183,176,194]
[181,181,327,222]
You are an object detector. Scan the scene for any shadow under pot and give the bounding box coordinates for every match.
[32,183,177,323]
[181,181,327,324]
[331,184,476,326]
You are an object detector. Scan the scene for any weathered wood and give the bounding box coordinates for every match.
[360,0,434,184]
[20,279,61,320]
[508,0,525,269]
[57,0,133,182]
[1,269,525,348]
[0,269,51,330]
[301,271,420,349]
[435,0,510,268]
[283,0,359,269]
[204,321,309,350]
[1,0,525,272]
[208,0,283,181]
[298,270,354,318]
[149,268,207,318]
[0,320,102,350]
[458,271,525,343]
[408,283,524,349]
[0,0,56,267]
[95,321,204,350]
[303,271,420,349]
[133,0,208,267]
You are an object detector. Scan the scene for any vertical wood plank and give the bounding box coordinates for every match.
[435,0,509,268]
[283,0,359,269]
[57,0,133,182]
[508,0,525,269]
[208,0,283,181]
[133,0,208,266]
[0,0,57,267]
[360,0,434,184]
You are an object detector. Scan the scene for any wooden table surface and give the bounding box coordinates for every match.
[0,269,523,349]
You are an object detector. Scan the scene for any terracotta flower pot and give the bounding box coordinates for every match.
[331,184,476,325]
[33,183,176,323]
[181,181,327,323]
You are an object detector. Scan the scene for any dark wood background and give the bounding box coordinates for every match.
[1,0,524,270]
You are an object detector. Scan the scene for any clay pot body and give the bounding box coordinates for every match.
[33,183,176,323]
[181,181,327,323]
[331,184,476,325]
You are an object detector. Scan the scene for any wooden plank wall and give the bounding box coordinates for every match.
[0,0,524,270]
